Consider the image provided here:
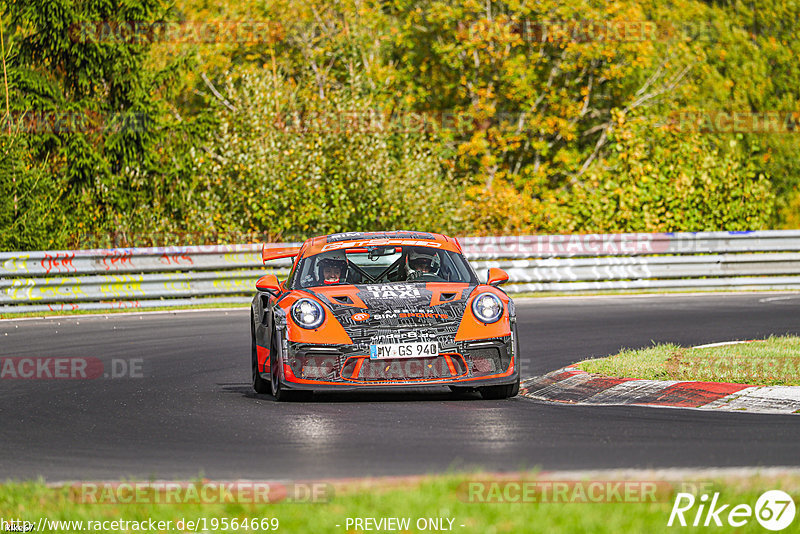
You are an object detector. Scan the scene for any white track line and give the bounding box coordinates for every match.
[759,295,800,302]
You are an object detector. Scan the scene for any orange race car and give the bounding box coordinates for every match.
[250,231,519,401]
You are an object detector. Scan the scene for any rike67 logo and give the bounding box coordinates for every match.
[668,490,796,531]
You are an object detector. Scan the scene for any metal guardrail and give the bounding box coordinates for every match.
[2,230,800,313]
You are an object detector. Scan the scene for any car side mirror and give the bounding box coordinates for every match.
[256,274,282,295]
[487,267,509,286]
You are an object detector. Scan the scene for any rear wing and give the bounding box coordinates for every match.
[262,244,301,264]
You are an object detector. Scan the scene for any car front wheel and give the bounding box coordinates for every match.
[251,316,270,394]
[270,331,312,402]
[478,376,520,400]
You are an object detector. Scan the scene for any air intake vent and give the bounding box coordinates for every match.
[341,358,358,378]
[333,295,354,304]
[467,347,506,376]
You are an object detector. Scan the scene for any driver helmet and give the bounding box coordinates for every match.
[406,248,440,278]
[317,251,348,285]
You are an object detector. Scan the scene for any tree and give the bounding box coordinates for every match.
[1,0,197,248]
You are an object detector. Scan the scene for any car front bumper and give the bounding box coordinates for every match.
[263,330,520,391]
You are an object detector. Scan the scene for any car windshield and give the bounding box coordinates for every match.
[289,246,478,288]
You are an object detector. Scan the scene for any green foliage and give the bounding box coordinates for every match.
[640,0,800,225]
[0,132,68,250]
[1,0,798,251]
[387,0,688,185]
[1,0,199,249]
[187,66,465,240]
[552,121,775,232]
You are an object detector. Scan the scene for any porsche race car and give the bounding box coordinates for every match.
[250,231,520,401]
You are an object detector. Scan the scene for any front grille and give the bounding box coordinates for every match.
[347,354,467,382]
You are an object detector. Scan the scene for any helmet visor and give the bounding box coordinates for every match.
[409,257,433,272]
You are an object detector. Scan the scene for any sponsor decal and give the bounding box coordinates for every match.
[326,232,437,243]
[326,231,369,242]
[321,240,442,252]
[352,313,370,321]
[366,284,421,299]
[370,309,451,320]
[371,312,400,320]
[399,312,448,320]
[370,331,436,343]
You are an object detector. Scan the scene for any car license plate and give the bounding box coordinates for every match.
[369,341,439,360]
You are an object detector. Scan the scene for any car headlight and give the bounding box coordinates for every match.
[291,298,325,329]
[472,292,503,324]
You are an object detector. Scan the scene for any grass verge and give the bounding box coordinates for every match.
[0,303,249,320]
[577,336,800,386]
[1,472,798,533]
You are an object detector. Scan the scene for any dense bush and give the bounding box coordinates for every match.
[1,0,797,251]
[186,68,465,239]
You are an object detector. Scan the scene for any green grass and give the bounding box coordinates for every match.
[1,472,798,533]
[577,336,800,386]
[0,302,249,320]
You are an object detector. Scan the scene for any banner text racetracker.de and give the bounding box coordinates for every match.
[2,230,800,313]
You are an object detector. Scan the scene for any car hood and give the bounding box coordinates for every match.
[305,282,476,334]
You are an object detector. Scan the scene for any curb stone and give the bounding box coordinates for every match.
[520,366,800,415]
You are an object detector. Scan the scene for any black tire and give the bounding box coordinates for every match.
[270,332,313,402]
[269,335,286,401]
[251,315,270,394]
[478,376,520,400]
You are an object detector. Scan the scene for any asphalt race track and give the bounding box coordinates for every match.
[1,293,799,481]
